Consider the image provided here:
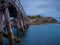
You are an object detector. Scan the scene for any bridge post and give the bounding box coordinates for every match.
[0,11,3,45]
[22,16,27,29]
[19,14,25,32]
[16,18,19,36]
[15,17,19,36]
[4,7,14,45]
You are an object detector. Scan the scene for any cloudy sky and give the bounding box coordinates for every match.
[20,0,60,21]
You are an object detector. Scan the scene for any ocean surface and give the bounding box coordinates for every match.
[3,24,60,45]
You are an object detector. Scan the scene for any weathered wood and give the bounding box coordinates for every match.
[4,7,14,45]
[14,18,19,35]
[19,14,25,32]
[0,11,3,45]
[21,15,26,29]
[24,21,27,29]
[3,32,21,43]
[16,19,19,35]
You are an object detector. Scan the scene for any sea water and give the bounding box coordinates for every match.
[3,24,60,45]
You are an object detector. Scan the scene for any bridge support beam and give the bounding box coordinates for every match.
[0,11,3,45]
[19,15,25,32]
[16,18,19,36]
[23,19,27,29]
[4,7,14,45]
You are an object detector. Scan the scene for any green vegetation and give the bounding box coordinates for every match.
[28,15,41,19]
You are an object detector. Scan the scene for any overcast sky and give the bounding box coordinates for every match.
[20,0,60,21]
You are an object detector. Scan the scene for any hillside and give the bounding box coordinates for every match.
[28,15,57,25]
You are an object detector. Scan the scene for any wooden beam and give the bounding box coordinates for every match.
[0,11,3,45]
[4,7,14,45]
[19,14,25,32]
[21,14,26,29]
[16,17,19,35]
[3,32,21,43]
[14,17,19,36]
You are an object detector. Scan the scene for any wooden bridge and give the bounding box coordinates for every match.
[0,0,29,45]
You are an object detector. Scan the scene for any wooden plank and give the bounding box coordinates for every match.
[0,11,3,45]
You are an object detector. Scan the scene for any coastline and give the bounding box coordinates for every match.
[28,22,60,25]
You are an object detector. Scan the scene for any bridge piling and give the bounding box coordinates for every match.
[0,10,3,45]
[4,7,14,45]
[19,14,25,32]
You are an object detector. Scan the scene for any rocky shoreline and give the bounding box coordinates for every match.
[28,22,57,25]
